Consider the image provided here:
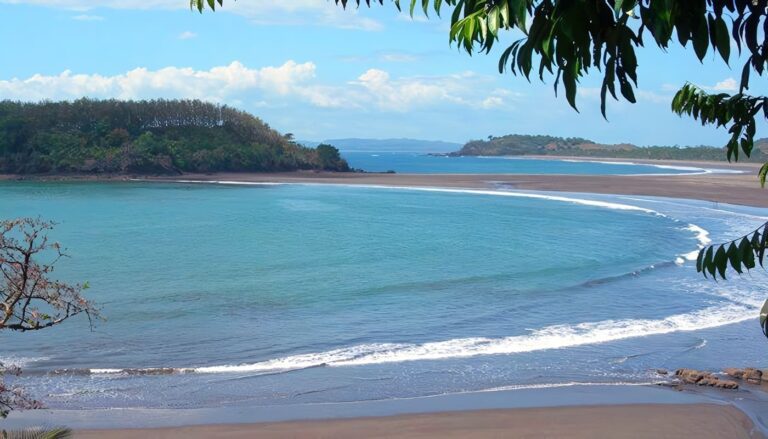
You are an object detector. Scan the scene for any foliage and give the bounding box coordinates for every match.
[316,144,350,171]
[0,99,350,174]
[695,223,768,337]
[0,218,97,417]
[454,133,767,161]
[1,428,72,439]
[0,363,40,419]
[672,84,767,178]
[0,218,97,332]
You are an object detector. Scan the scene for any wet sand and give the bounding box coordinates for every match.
[142,166,768,208]
[76,404,761,438]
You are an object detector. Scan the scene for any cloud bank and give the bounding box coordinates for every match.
[0,61,515,112]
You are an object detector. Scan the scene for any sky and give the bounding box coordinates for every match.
[0,0,764,146]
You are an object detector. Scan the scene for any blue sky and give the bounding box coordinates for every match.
[0,1,764,146]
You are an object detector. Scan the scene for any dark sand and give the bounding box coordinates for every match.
[142,166,768,208]
[76,404,762,438]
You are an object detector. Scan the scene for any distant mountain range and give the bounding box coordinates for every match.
[300,138,462,153]
[447,134,768,162]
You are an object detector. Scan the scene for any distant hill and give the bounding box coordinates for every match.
[313,138,462,153]
[0,99,350,175]
[450,134,768,162]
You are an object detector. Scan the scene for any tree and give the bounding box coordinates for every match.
[191,0,768,334]
[0,218,98,418]
[0,99,351,174]
[316,143,349,171]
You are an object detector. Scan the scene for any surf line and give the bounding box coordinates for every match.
[158,179,712,265]
[72,302,756,377]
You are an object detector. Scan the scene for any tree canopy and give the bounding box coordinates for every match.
[0,99,350,174]
[453,133,767,160]
[0,218,98,417]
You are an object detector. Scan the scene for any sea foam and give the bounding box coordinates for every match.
[80,301,755,376]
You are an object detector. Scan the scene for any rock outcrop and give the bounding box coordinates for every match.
[674,369,739,389]
[723,367,764,384]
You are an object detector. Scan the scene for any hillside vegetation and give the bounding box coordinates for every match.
[0,99,350,175]
[452,134,768,162]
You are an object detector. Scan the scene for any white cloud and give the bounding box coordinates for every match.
[2,0,384,30]
[480,96,504,109]
[71,14,103,20]
[0,61,509,112]
[0,61,317,103]
[352,69,494,111]
[666,78,739,93]
[708,77,738,92]
[178,31,197,40]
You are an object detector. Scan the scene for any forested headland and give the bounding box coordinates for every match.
[0,99,350,175]
[449,134,768,162]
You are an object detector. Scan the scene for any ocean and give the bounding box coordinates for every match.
[0,156,765,413]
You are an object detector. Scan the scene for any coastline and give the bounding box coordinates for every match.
[512,154,763,171]
[2,157,765,207]
[6,383,761,438]
[3,159,768,437]
[75,404,761,439]
[138,167,768,208]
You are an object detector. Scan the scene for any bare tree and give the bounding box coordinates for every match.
[0,363,41,418]
[0,218,98,418]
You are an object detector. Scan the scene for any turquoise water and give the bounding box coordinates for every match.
[1,181,767,411]
[341,152,719,174]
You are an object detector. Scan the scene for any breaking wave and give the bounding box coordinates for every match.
[64,301,756,377]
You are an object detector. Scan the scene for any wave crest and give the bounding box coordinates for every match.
[67,302,755,377]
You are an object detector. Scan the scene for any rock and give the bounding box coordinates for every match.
[714,380,739,390]
[674,368,739,390]
[656,369,669,375]
[743,368,763,384]
[724,367,764,384]
[675,368,709,384]
[762,369,768,383]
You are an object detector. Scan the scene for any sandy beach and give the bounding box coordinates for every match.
[4,158,765,206]
[75,404,761,438]
[141,164,768,208]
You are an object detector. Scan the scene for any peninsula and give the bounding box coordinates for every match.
[445,133,768,162]
[0,99,350,175]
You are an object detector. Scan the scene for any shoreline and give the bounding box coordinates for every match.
[501,154,763,171]
[2,157,766,207]
[144,168,768,208]
[5,169,767,207]
[3,160,768,437]
[4,383,765,437]
[73,403,762,439]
